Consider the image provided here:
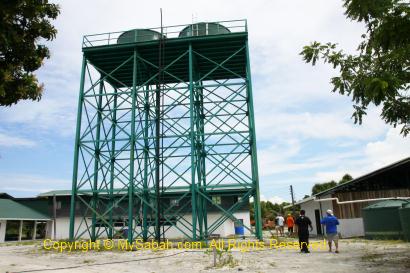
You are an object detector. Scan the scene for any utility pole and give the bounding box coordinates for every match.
[290,185,296,215]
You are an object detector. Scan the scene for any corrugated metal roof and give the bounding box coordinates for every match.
[0,193,13,199]
[315,156,410,197]
[37,190,69,197]
[38,185,251,197]
[16,198,51,217]
[0,199,50,220]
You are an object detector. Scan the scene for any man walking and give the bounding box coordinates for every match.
[295,210,313,253]
[320,209,340,253]
[275,214,285,236]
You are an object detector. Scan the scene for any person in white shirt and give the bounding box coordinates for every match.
[275,214,285,236]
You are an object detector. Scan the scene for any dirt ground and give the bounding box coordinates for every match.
[1,238,409,273]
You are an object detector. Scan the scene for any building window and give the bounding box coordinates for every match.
[56,201,62,210]
[170,199,179,206]
[5,220,20,241]
[113,219,125,227]
[36,221,47,239]
[234,196,242,203]
[212,196,221,205]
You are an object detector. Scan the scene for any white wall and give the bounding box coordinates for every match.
[300,196,365,238]
[300,194,333,236]
[53,217,87,240]
[339,218,364,238]
[58,211,251,240]
[0,220,6,243]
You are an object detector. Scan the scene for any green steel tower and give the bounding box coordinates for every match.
[69,20,263,242]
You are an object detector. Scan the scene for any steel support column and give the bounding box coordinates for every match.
[108,87,117,239]
[189,44,198,240]
[128,50,138,243]
[91,76,103,241]
[245,40,263,240]
[69,56,87,241]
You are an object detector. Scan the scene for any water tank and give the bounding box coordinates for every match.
[362,199,408,240]
[179,22,230,38]
[399,202,410,242]
[117,29,164,44]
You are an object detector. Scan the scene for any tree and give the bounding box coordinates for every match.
[0,1,60,106]
[311,180,338,195]
[250,200,292,222]
[300,0,410,136]
[339,173,353,184]
[311,174,354,195]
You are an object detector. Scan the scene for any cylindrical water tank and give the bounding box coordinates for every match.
[399,202,410,242]
[179,22,230,38]
[117,29,164,44]
[362,199,408,240]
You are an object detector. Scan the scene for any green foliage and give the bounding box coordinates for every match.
[300,0,410,136]
[312,180,338,195]
[0,0,60,106]
[215,248,237,268]
[205,248,238,268]
[339,173,353,184]
[250,200,292,221]
[311,173,354,195]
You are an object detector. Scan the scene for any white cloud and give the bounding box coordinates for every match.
[313,128,410,182]
[259,144,363,177]
[0,132,36,147]
[256,108,387,142]
[0,0,371,139]
[260,194,287,204]
[0,174,70,197]
[0,0,407,203]
[365,128,410,168]
[0,76,77,137]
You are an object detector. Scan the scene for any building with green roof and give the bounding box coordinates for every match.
[0,198,51,243]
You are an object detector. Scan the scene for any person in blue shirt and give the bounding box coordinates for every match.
[320,209,340,253]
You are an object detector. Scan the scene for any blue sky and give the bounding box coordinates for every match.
[0,0,409,202]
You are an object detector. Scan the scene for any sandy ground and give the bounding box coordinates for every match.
[1,238,409,273]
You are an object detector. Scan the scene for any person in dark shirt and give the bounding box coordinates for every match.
[295,210,313,253]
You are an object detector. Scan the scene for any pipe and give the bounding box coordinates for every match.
[313,196,410,205]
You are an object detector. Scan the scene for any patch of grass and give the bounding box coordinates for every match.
[1,241,41,247]
[269,262,276,267]
[82,259,95,264]
[205,248,238,268]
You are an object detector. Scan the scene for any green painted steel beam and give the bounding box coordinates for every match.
[69,57,87,241]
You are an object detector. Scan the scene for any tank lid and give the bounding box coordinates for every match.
[117,29,165,44]
[363,199,410,210]
[400,202,410,209]
[179,22,231,38]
